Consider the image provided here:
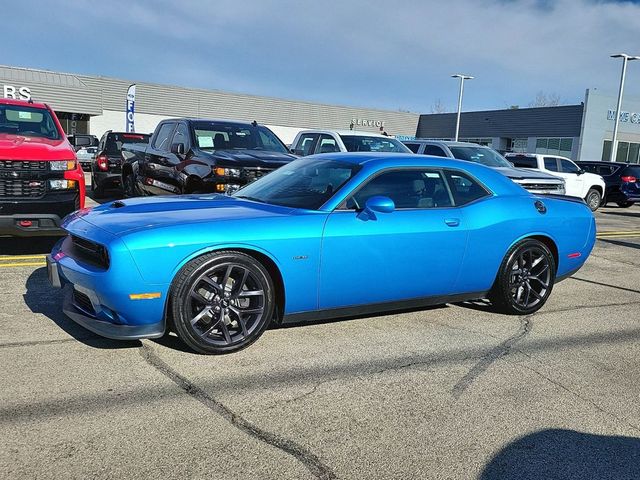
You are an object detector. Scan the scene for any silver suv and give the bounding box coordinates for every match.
[403,140,566,195]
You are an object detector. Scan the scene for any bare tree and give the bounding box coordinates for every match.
[529,91,561,108]
[430,99,448,114]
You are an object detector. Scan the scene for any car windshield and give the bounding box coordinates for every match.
[449,146,512,167]
[0,104,60,140]
[340,135,410,153]
[233,158,360,209]
[193,121,288,153]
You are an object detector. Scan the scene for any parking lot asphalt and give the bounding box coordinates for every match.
[1,185,640,479]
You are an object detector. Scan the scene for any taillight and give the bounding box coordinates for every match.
[96,154,109,171]
[621,175,637,183]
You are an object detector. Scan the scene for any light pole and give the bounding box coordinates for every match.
[609,53,640,162]
[451,74,473,141]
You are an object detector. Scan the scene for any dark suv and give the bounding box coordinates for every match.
[91,131,150,197]
[575,161,640,207]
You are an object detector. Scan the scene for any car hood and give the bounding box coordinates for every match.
[492,166,563,182]
[66,195,295,236]
[0,133,75,161]
[202,149,296,168]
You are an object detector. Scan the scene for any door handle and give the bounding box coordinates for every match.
[444,218,460,227]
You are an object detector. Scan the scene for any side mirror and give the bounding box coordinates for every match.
[577,169,585,175]
[171,142,186,156]
[357,195,395,221]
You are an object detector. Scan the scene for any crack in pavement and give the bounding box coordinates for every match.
[570,276,640,295]
[139,343,336,480]
[451,314,534,399]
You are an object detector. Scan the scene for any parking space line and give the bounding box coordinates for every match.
[0,262,46,268]
[0,255,47,260]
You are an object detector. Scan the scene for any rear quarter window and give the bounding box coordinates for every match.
[509,156,538,168]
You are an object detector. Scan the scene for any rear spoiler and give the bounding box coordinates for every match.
[535,193,586,205]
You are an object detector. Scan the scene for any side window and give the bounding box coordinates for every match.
[404,143,420,153]
[444,171,490,206]
[598,165,613,176]
[172,123,190,150]
[348,170,453,209]
[316,134,339,154]
[543,157,559,172]
[559,159,580,174]
[294,133,318,156]
[153,123,175,151]
[423,145,447,157]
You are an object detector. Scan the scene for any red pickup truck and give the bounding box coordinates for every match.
[0,98,85,236]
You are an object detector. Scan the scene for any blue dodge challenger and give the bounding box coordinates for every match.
[48,153,596,354]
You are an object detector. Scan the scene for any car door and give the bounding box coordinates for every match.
[141,121,177,194]
[315,134,341,154]
[319,168,468,309]
[557,158,584,197]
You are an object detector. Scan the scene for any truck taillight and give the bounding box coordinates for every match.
[96,155,109,171]
[621,175,637,183]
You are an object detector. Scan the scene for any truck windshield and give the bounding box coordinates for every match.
[0,104,60,140]
[449,146,512,168]
[339,135,410,153]
[193,122,288,153]
[234,158,360,209]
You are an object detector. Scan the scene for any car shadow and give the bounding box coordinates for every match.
[0,236,61,255]
[479,428,640,479]
[601,210,640,218]
[599,238,640,250]
[23,267,141,350]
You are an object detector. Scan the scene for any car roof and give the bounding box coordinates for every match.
[167,118,263,127]
[405,139,485,147]
[298,129,393,138]
[576,160,629,166]
[0,97,50,109]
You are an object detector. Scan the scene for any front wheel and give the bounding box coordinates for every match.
[170,251,275,354]
[123,172,141,197]
[489,239,556,315]
[585,189,602,212]
[91,174,104,198]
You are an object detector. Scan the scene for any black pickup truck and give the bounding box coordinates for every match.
[121,118,296,197]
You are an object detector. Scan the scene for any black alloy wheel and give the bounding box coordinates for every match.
[490,239,556,315]
[585,188,601,212]
[170,251,275,354]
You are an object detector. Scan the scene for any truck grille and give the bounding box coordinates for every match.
[520,183,565,195]
[0,178,46,198]
[0,160,48,171]
[70,235,110,269]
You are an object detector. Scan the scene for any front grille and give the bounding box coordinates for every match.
[0,160,48,171]
[0,178,46,198]
[521,183,565,193]
[242,167,274,184]
[73,289,95,316]
[70,235,110,269]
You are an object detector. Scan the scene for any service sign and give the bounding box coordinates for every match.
[607,109,640,124]
[2,85,31,101]
[126,84,136,133]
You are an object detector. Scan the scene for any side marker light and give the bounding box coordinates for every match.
[129,293,162,300]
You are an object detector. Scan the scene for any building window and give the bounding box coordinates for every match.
[535,137,573,156]
[602,140,640,163]
[511,138,528,152]
[461,137,492,146]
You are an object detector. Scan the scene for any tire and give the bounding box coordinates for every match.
[616,201,634,208]
[91,174,104,198]
[585,188,602,212]
[170,251,275,354]
[123,172,141,198]
[489,239,556,315]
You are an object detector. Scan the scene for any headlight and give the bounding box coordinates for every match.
[215,167,241,177]
[50,160,77,171]
[49,179,77,189]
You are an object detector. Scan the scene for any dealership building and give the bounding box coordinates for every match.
[0,65,419,145]
[417,88,640,163]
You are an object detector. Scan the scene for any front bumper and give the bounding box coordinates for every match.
[0,192,78,236]
[47,236,167,340]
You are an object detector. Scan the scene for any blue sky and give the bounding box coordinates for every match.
[5,0,640,113]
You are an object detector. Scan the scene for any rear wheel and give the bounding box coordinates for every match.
[585,188,601,212]
[170,251,275,354]
[489,239,556,315]
[91,174,104,198]
[123,172,141,197]
[617,201,634,208]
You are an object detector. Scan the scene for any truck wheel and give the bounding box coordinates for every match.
[123,173,141,197]
[91,175,104,198]
[585,189,601,212]
[617,201,634,208]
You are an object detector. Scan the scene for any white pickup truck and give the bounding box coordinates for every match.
[505,153,606,211]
